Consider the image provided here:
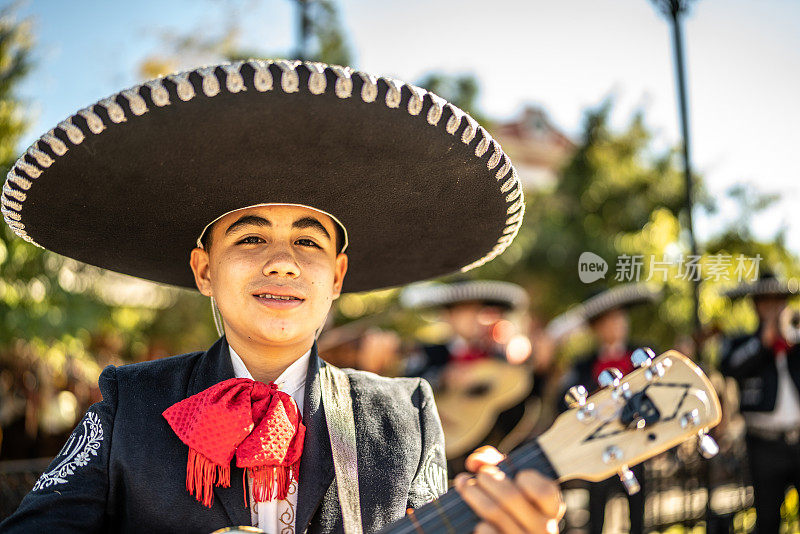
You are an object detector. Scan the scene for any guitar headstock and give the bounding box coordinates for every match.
[538,349,721,490]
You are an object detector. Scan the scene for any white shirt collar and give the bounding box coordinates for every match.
[228,342,311,404]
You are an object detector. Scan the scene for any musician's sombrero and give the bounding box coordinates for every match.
[723,273,800,300]
[400,280,529,311]
[1,60,524,293]
[580,283,661,323]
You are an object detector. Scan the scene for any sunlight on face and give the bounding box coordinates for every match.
[189,205,348,353]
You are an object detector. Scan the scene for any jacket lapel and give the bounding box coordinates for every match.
[185,337,252,526]
[296,345,335,533]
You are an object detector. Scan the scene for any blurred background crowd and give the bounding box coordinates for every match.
[1,0,799,532]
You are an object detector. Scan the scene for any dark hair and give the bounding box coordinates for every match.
[199,220,346,254]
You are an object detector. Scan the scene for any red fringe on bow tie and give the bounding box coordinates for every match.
[187,448,231,508]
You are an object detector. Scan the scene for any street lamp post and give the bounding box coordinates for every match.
[651,0,701,334]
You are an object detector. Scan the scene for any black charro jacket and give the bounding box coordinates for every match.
[719,327,800,413]
[0,338,448,533]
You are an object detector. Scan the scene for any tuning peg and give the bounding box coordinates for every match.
[618,466,641,495]
[598,368,623,388]
[644,359,670,382]
[631,347,655,368]
[564,385,588,408]
[697,433,719,459]
[680,409,700,429]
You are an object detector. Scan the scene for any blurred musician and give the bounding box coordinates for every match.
[400,280,536,473]
[720,273,800,533]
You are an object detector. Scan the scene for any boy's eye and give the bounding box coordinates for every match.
[295,238,320,248]
[237,236,264,245]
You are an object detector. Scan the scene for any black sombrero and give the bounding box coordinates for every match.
[2,60,524,293]
[723,273,800,300]
[580,283,661,323]
[399,280,529,311]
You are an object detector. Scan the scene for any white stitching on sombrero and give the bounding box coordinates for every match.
[506,209,524,225]
[2,206,21,222]
[222,62,246,93]
[16,160,41,179]
[98,97,126,123]
[276,60,301,93]
[3,183,25,203]
[77,107,106,133]
[144,80,170,107]
[357,71,378,103]
[197,67,221,97]
[248,59,274,92]
[330,65,353,98]
[307,62,327,95]
[166,72,196,101]
[120,87,147,116]
[495,159,511,181]
[487,141,502,170]
[427,93,446,125]
[4,59,524,270]
[445,104,463,135]
[2,197,22,212]
[58,119,85,145]
[499,175,516,194]
[507,197,523,215]
[8,169,32,190]
[475,129,491,157]
[407,85,425,116]
[27,145,54,168]
[384,77,403,109]
[41,130,68,156]
[461,114,478,144]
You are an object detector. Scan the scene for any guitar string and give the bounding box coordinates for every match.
[388,445,551,534]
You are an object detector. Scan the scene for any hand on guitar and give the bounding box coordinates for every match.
[454,446,564,534]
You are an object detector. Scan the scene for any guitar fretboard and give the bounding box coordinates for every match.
[378,440,557,534]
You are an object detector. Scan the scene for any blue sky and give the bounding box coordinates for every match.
[11,0,800,254]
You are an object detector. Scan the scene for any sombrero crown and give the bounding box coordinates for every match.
[2,60,524,293]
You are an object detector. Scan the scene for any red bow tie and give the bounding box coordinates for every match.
[163,377,305,508]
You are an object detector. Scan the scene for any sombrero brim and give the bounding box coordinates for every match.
[723,278,800,300]
[2,60,524,293]
[400,280,529,311]
[580,283,661,322]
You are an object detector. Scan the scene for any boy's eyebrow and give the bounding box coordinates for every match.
[224,215,272,235]
[292,217,331,240]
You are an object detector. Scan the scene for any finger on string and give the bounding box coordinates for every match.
[474,521,501,534]
[515,470,566,520]
[465,445,506,473]
[475,465,546,530]
[455,471,527,534]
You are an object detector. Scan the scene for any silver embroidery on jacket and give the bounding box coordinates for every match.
[33,411,104,491]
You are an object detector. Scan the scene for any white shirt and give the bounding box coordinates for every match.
[744,349,800,431]
[229,344,310,534]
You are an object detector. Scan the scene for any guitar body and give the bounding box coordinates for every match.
[434,359,535,458]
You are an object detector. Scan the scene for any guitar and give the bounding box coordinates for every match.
[434,360,535,458]
[377,348,722,533]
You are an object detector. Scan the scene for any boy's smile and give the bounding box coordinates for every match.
[190,204,348,360]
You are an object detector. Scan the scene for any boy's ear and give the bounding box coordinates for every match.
[332,253,348,299]
[190,247,214,297]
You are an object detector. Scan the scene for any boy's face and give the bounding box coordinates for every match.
[189,204,348,351]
